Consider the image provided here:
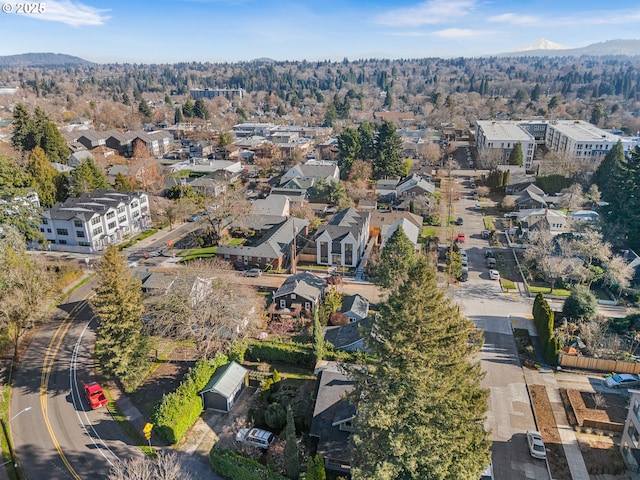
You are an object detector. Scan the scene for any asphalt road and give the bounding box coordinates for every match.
[11,280,142,480]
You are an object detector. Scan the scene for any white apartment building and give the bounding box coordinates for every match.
[475,121,536,170]
[39,190,151,253]
[621,389,640,477]
[545,120,638,161]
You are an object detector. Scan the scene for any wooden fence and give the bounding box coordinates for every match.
[559,353,640,374]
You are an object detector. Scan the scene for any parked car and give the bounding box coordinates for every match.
[458,271,469,282]
[526,430,546,459]
[487,257,496,268]
[187,214,201,222]
[84,382,108,409]
[236,428,275,449]
[485,248,494,258]
[456,233,466,242]
[489,269,500,280]
[243,268,262,278]
[474,203,482,210]
[480,462,494,480]
[459,250,468,261]
[605,373,640,389]
[455,217,464,225]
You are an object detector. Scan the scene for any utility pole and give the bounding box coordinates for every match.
[291,223,297,274]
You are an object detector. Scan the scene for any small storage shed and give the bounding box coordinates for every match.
[199,361,249,412]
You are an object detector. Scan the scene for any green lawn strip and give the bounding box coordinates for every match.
[0,385,18,480]
[421,227,437,238]
[501,279,516,291]
[119,229,158,250]
[104,389,156,458]
[529,285,571,297]
[54,273,94,307]
[242,361,316,380]
[180,247,219,262]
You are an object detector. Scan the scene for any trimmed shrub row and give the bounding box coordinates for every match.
[152,352,228,444]
[209,446,288,480]
[246,340,315,368]
[533,293,560,365]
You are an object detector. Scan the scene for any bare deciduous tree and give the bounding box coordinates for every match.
[200,185,252,243]
[145,259,263,358]
[108,450,189,480]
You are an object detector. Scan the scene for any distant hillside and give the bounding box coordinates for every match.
[498,39,640,57]
[0,53,94,67]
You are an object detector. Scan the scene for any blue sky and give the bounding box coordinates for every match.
[0,0,639,63]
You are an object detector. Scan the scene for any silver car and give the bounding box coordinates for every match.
[526,430,546,459]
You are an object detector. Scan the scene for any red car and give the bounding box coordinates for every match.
[456,233,466,242]
[84,382,108,409]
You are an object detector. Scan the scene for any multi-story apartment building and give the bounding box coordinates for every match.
[621,389,640,476]
[190,88,245,100]
[475,121,536,170]
[39,190,150,253]
[545,120,637,161]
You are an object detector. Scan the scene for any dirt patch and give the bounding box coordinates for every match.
[131,344,197,419]
[566,389,627,427]
[575,431,627,476]
[529,384,571,480]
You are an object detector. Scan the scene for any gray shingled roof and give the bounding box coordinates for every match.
[274,272,327,303]
[324,318,369,350]
[316,207,369,243]
[41,190,144,222]
[199,361,248,399]
[341,294,369,321]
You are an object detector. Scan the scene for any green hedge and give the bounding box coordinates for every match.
[152,352,228,444]
[210,446,288,480]
[246,340,315,368]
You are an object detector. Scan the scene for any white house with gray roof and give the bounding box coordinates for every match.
[281,160,340,186]
[272,272,327,315]
[315,208,370,268]
[39,190,150,253]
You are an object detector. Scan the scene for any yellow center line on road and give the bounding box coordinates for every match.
[39,296,92,480]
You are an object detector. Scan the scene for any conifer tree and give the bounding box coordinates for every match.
[11,103,35,153]
[70,158,110,196]
[114,172,133,191]
[27,146,59,207]
[373,121,403,179]
[374,226,416,289]
[91,245,150,391]
[174,107,184,124]
[306,455,326,480]
[284,405,300,479]
[313,309,325,365]
[182,97,194,118]
[348,257,491,480]
[508,143,523,166]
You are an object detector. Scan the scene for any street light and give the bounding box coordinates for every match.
[9,406,31,422]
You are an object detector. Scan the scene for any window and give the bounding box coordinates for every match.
[74,220,83,227]
[93,226,103,236]
[56,228,69,236]
[629,423,640,448]
[58,239,67,245]
[118,216,126,223]
[42,218,48,225]
[132,211,140,218]
[140,196,147,204]
[78,242,90,247]
[141,206,148,213]
[131,201,138,209]
[107,211,115,219]
[279,299,286,309]
[108,222,116,230]
[291,294,297,300]
[76,231,85,238]
[47,228,51,233]
[91,217,101,225]
[117,206,126,214]
[304,302,311,310]
[40,228,45,232]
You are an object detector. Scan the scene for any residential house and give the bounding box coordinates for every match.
[324,318,369,352]
[357,199,377,212]
[369,211,422,246]
[271,272,327,316]
[515,185,548,210]
[198,361,249,412]
[252,195,290,217]
[380,218,421,252]
[77,130,108,150]
[316,208,370,268]
[68,150,94,167]
[39,190,150,253]
[310,369,355,475]
[216,216,309,271]
[189,140,214,159]
[281,160,340,188]
[520,208,568,235]
[394,173,435,213]
[187,174,228,197]
[138,272,177,295]
[341,294,369,322]
[375,178,400,203]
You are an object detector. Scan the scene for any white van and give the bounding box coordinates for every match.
[236,428,275,449]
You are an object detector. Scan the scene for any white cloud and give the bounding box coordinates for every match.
[16,0,110,27]
[432,28,493,39]
[376,0,477,27]
[488,13,540,26]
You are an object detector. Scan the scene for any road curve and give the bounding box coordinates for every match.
[11,280,141,480]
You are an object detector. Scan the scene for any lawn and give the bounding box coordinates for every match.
[421,227,437,238]
[180,246,218,262]
[529,285,572,297]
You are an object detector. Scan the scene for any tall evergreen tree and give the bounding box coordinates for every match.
[373,121,404,179]
[306,455,327,480]
[193,99,209,119]
[11,103,35,153]
[69,158,110,196]
[27,146,59,207]
[374,226,416,289]
[114,172,133,192]
[138,99,152,119]
[508,143,523,166]
[182,97,194,118]
[284,405,300,479]
[337,127,361,179]
[348,257,491,480]
[40,121,70,163]
[357,121,376,161]
[91,245,150,391]
[174,106,184,124]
